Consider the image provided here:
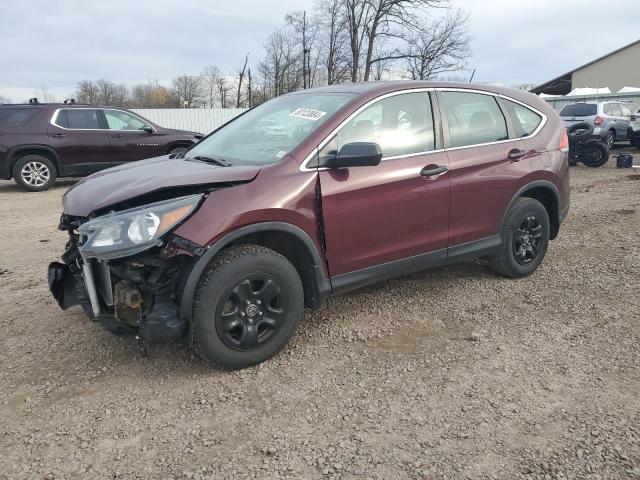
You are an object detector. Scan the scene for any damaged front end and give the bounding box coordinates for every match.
[48,195,205,343]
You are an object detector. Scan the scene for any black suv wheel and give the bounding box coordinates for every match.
[13,155,57,192]
[193,245,304,369]
[489,197,550,278]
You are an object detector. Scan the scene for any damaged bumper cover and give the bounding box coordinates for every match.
[48,215,204,343]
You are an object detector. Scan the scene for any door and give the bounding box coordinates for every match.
[102,109,164,164]
[438,90,542,246]
[48,108,111,175]
[318,91,450,278]
[618,103,634,139]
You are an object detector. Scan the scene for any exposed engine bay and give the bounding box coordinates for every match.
[48,212,202,343]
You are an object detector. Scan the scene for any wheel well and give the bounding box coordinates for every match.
[520,186,559,239]
[224,231,322,308]
[166,142,193,154]
[10,148,60,177]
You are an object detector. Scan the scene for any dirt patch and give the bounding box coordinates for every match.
[0,154,639,479]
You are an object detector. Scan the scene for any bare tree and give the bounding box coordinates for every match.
[130,80,171,108]
[75,80,100,104]
[237,53,249,108]
[316,0,351,85]
[401,9,471,80]
[170,75,202,108]
[0,94,11,104]
[259,29,301,98]
[286,10,319,89]
[96,79,128,106]
[345,0,370,82]
[361,0,449,81]
[201,66,222,107]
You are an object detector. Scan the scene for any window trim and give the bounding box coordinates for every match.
[50,107,105,131]
[299,87,547,171]
[102,108,156,133]
[437,88,547,151]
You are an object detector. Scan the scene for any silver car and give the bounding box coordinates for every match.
[559,101,636,149]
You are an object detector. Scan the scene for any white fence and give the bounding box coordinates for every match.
[131,108,247,134]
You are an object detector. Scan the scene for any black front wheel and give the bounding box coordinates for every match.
[489,198,550,278]
[193,245,304,369]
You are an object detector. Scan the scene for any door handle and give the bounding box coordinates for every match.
[508,149,527,161]
[420,165,448,177]
[51,133,66,138]
[110,133,123,138]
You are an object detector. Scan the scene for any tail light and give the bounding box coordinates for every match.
[559,129,569,152]
[594,115,605,126]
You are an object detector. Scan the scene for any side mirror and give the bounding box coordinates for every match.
[321,142,382,169]
[142,126,154,134]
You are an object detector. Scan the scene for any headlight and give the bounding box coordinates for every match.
[78,194,202,259]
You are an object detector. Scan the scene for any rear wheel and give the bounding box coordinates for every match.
[604,130,615,150]
[489,198,550,278]
[12,155,57,191]
[193,245,304,369]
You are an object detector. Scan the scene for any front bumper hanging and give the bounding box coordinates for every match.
[48,243,191,343]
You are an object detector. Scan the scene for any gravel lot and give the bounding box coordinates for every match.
[1,151,639,480]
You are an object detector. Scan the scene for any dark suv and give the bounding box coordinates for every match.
[48,81,570,369]
[0,102,203,191]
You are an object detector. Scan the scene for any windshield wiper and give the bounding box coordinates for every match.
[188,155,232,167]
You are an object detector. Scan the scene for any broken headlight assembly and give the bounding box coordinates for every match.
[78,194,203,260]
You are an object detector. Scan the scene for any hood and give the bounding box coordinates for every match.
[63,155,261,217]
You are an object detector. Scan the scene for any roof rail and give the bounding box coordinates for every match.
[28,97,39,105]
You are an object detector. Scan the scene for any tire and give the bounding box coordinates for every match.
[488,198,550,278]
[604,130,615,150]
[12,155,57,192]
[192,245,304,369]
[580,142,610,167]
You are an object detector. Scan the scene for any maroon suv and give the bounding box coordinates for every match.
[48,81,569,369]
[0,102,203,191]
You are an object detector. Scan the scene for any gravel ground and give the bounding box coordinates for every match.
[1,151,639,480]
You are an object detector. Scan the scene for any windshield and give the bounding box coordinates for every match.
[184,92,356,166]
[559,103,597,117]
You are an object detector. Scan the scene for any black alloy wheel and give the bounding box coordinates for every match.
[193,245,304,369]
[512,215,543,265]
[216,276,284,351]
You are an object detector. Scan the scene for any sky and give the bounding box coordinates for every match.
[1,0,638,102]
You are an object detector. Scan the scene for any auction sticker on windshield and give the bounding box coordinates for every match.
[289,108,327,121]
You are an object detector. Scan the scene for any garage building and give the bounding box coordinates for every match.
[531,39,640,96]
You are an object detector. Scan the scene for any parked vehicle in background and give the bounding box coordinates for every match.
[627,105,640,148]
[0,101,204,191]
[559,101,635,149]
[48,81,569,370]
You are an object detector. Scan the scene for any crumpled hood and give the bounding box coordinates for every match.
[62,155,261,217]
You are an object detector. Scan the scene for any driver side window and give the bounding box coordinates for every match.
[322,92,435,159]
[104,109,147,131]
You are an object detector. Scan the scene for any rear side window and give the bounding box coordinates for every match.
[331,91,435,158]
[55,109,101,129]
[440,91,508,148]
[619,103,633,117]
[0,108,38,128]
[500,99,543,138]
[559,104,597,117]
[603,103,621,116]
